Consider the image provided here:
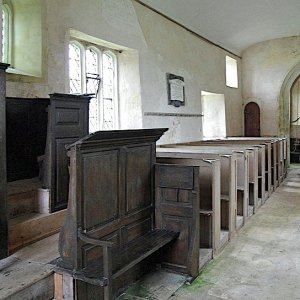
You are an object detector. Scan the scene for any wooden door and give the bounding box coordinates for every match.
[0,63,9,259]
[155,164,200,278]
[244,102,260,137]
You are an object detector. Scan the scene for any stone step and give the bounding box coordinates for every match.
[8,210,66,254]
[8,190,38,219]
[8,178,50,219]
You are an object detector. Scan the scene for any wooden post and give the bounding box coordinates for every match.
[0,63,9,259]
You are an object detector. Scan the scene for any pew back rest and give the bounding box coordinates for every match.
[59,129,168,271]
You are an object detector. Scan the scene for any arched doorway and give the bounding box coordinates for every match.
[290,76,300,163]
[279,61,300,163]
[244,102,260,137]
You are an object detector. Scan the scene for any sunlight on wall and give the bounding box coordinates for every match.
[201,91,226,138]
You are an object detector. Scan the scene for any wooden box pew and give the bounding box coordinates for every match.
[160,144,256,219]
[157,155,224,263]
[157,149,237,242]
[184,140,268,205]
[224,137,285,189]
[157,147,246,233]
[199,139,274,198]
[225,137,288,187]
[56,129,200,300]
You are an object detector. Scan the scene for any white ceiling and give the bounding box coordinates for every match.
[138,0,300,55]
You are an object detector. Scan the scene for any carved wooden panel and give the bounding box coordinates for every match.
[125,146,152,213]
[83,151,119,229]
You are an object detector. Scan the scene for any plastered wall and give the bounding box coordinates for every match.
[5,0,243,143]
[242,36,300,136]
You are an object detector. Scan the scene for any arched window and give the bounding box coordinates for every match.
[69,42,118,132]
[2,3,12,63]
[69,42,82,94]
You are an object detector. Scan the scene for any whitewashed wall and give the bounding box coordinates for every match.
[5,0,243,143]
[242,36,300,136]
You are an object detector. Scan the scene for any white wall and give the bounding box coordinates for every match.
[5,0,243,143]
[202,93,226,139]
[242,36,300,136]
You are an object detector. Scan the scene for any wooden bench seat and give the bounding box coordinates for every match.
[73,229,179,287]
[57,129,200,299]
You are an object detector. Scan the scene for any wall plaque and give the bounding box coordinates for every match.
[167,73,185,107]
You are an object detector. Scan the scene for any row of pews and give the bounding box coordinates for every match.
[55,130,287,299]
[157,136,287,260]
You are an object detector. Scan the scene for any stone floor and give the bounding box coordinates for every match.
[120,167,300,300]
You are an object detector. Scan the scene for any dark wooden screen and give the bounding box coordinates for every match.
[6,97,49,181]
[42,93,90,212]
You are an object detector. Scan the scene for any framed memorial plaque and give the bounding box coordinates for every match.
[167,73,185,107]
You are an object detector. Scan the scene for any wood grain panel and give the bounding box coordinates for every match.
[161,215,191,267]
[55,138,75,209]
[199,166,213,210]
[125,146,152,213]
[125,217,152,244]
[156,164,199,278]
[83,151,119,229]
[55,107,80,125]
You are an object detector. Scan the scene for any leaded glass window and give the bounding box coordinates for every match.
[69,43,82,94]
[69,42,118,132]
[86,48,100,132]
[2,4,10,63]
[102,52,115,130]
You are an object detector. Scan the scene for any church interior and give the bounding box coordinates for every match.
[0,0,300,299]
